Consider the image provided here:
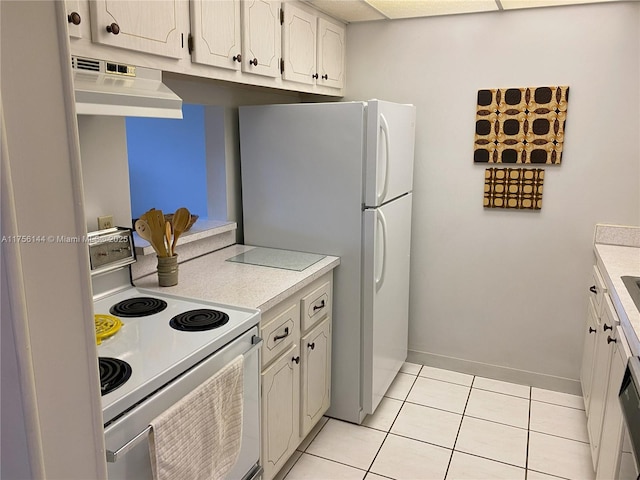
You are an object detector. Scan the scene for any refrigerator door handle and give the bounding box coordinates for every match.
[377,113,391,205]
[375,209,388,291]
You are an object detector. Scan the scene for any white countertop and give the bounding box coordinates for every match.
[594,243,640,356]
[134,244,340,312]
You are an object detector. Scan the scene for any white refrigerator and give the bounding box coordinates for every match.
[239,100,416,424]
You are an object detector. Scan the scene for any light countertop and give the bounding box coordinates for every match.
[135,244,340,312]
[595,243,640,356]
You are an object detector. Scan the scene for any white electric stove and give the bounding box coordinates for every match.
[89,228,262,480]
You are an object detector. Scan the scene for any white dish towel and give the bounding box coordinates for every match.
[149,355,244,480]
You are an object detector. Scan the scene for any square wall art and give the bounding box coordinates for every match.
[484,168,544,210]
[474,86,569,165]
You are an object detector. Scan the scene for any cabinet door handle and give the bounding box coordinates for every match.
[308,342,315,350]
[589,327,596,334]
[312,73,318,79]
[273,327,290,342]
[233,54,242,63]
[249,58,258,66]
[607,336,617,344]
[292,356,300,364]
[322,74,328,80]
[68,12,81,25]
[106,23,120,35]
[589,285,597,294]
[313,300,326,312]
[603,323,613,331]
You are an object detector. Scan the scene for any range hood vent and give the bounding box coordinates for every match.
[71,56,183,119]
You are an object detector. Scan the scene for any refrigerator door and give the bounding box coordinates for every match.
[362,193,412,415]
[365,100,416,208]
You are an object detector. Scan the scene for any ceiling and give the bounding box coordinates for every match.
[302,0,627,22]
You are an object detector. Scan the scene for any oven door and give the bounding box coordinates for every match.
[619,355,640,479]
[104,327,261,480]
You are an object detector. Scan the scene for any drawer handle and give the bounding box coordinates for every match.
[607,336,617,344]
[589,285,597,294]
[273,327,290,342]
[308,342,315,350]
[313,300,326,312]
[603,323,613,331]
[589,327,596,334]
[292,356,300,364]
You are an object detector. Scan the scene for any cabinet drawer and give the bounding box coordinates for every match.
[590,265,608,318]
[261,303,299,368]
[301,281,331,332]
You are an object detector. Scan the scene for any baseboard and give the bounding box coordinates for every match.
[407,349,582,396]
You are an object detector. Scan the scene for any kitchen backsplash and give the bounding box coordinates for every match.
[594,224,640,248]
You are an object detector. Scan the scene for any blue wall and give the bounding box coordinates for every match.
[126,104,207,220]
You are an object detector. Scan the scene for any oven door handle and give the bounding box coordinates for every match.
[105,335,263,463]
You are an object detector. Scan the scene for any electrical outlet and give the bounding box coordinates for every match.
[97,215,114,230]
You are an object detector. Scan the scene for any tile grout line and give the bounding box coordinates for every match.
[363,366,423,478]
[443,374,476,479]
[525,385,532,479]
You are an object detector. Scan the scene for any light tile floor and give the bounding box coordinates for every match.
[276,363,594,480]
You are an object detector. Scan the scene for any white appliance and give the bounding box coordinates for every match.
[239,100,415,423]
[89,228,261,479]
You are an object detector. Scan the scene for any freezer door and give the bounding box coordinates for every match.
[365,100,416,207]
[362,193,412,416]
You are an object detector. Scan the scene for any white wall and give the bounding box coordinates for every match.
[346,2,640,390]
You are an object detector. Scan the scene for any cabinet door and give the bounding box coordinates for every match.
[241,0,281,78]
[317,18,345,89]
[66,0,83,38]
[596,327,631,479]
[261,344,300,480]
[300,318,331,438]
[189,0,241,69]
[282,3,316,85]
[586,297,619,470]
[89,0,183,58]
[580,298,599,413]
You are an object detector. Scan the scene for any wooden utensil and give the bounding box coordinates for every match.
[165,221,173,257]
[144,209,168,257]
[134,219,152,243]
[171,207,191,255]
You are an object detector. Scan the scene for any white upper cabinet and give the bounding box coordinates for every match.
[282,3,316,85]
[89,0,183,58]
[282,4,345,89]
[189,0,242,70]
[241,0,282,78]
[66,0,83,38]
[317,17,345,89]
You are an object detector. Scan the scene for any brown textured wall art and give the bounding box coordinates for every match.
[474,86,569,164]
[484,168,544,210]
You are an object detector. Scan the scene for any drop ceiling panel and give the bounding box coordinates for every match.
[500,0,621,9]
[365,0,499,18]
[304,0,386,22]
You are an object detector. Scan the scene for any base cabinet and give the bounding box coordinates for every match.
[261,343,300,480]
[300,317,331,438]
[259,272,333,480]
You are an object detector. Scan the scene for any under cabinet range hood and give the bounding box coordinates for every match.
[71,56,183,119]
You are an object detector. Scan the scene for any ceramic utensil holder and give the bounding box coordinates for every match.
[157,254,178,287]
